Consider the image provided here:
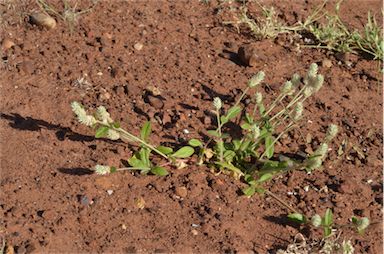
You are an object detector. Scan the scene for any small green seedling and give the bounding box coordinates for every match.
[288,209,370,238]
[71,102,194,176]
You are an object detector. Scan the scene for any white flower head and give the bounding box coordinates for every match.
[303,86,314,98]
[248,71,265,88]
[281,81,293,95]
[255,92,263,104]
[308,63,318,78]
[213,97,222,110]
[96,106,113,124]
[326,124,338,141]
[71,101,97,126]
[315,142,329,159]
[306,157,322,171]
[93,164,111,175]
[312,74,324,93]
[291,73,301,87]
[106,129,120,140]
[251,124,260,140]
[293,102,303,121]
[311,214,322,227]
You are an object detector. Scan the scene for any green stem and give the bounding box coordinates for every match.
[259,123,294,160]
[114,126,169,160]
[234,87,250,108]
[117,167,151,171]
[264,93,286,116]
[216,110,224,162]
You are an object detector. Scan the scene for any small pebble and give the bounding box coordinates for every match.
[238,44,264,67]
[322,59,332,68]
[175,186,188,198]
[107,189,114,195]
[1,38,15,50]
[147,95,164,109]
[191,229,198,235]
[183,129,190,134]
[134,42,143,51]
[29,12,56,29]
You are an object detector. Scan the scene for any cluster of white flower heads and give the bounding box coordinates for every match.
[71,101,97,126]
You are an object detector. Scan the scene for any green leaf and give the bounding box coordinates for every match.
[156,145,173,155]
[258,103,265,115]
[128,154,149,169]
[207,130,220,137]
[95,126,109,138]
[265,135,274,159]
[245,113,253,124]
[223,150,236,162]
[288,213,307,224]
[242,185,256,197]
[110,166,117,173]
[324,226,332,237]
[241,123,252,130]
[220,106,242,124]
[139,147,151,167]
[188,139,203,147]
[140,121,151,141]
[214,162,243,175]
[239,139,252,151]
[112,122,121,128]
[151,166,169,176]
[172,146,194,158]
[232,139,241,150]
[257,173,273,183]
[352,217,370,235]
[259,160,289,175]
[323,208,333,227]
[225,106,242,121]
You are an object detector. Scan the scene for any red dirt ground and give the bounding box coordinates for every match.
[1,0,382,253]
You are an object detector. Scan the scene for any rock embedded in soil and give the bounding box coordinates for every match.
[238,44,264,67]
[1,38,15,51]
[29,12,56,30]
[175,186,188,198]
[147,95,164,109]
[134,42,143,51]
[322,59,332,68]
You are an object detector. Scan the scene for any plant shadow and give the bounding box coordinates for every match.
[1,112,122,144]
[57,167,94,175]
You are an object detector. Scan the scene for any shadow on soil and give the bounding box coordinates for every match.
[57,167,94,175]
[0,112,122,144]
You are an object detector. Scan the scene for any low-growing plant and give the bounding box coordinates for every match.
[71,102,194,176]
[36,0,97,33]
[224,0,383,61]
[188,63,338,196]
[290,209,370,237]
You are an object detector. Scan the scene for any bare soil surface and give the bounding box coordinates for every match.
[1,0,382,253]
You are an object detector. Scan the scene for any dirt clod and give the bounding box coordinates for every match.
[175,186,188,198]
[238,44,263,67]
[1,38,15,51]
